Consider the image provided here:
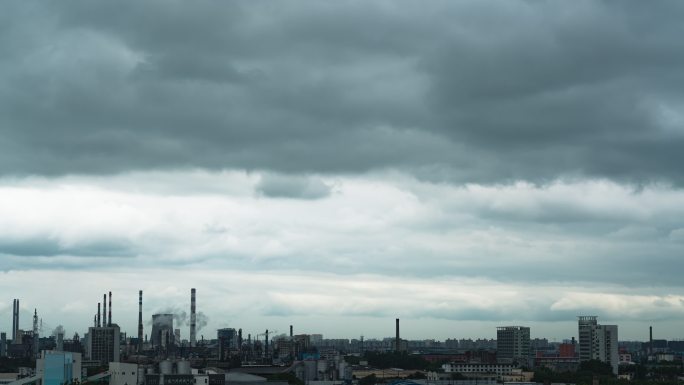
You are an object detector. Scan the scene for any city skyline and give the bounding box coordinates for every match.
[0,287,676,342]
[3,0,684,343]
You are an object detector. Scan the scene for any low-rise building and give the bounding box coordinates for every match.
[427,372,497,385]
[442,363,515,380]
[36,350,82,385]
[110,362,140,385]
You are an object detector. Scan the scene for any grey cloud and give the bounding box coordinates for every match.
[668,228,684,242]
[259,293,684,323]
[1,1,683,185]
[0,237,135,258]
[261,303,295,317]
[255,173,332,199]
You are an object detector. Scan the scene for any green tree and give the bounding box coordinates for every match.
[364,351,429,370]
[345,355,361,365]
[578,360,614,376]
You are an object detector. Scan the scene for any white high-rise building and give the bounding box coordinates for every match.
[578,316,618,375]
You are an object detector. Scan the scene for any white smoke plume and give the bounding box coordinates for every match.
[52,325,65,337]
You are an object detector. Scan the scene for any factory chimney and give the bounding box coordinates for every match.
[32,309,39,357]
[108,291,112,326]
[103,294,107,327]
[138,290,143,353]
[395,318,400,351]
[97,303,101,327]
[265,329,269,358]
[290,325,293,338]
[190,288,197,347]
[11,300,15,341]
[12,299,19,342]
[649,326,653,356]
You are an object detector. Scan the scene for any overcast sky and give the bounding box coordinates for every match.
[2,0,684,341]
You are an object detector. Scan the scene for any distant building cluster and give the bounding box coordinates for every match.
[1,292,681,385]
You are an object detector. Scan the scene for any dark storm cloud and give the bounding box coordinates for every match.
[2,0,684,184]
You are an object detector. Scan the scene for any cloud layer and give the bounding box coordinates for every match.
[1,1,684,184]
[3,173,683,284]
[0,172,683,338]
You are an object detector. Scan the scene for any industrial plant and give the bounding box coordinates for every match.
[0,291,679,385]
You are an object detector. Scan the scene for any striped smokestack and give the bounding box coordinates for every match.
[103,294,107,327]
[190,288,197,347]
[97,302,101,327]
[138,290,143,353]
[108,291,112,326]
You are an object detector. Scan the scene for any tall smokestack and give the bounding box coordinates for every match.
[32,309,38,357]
[15,299,20,342]
[12,299,19,342]
[103,294,107,327]
[395,318,400,351]
[138,290,143,353]
[11,300,15,341]
[108,291,112,326]
[265,329,269,358]
[649,326,653,356]
[97,303,101,327]
[190,288,197,347]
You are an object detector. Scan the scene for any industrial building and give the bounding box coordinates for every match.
[36,350,83,385]
[145,359,224,385]
[109,362,140,385]
[217,328,238,361]
[85,291,121,365]
[1,332,6,357]
[151,314,175,349]
[86,324,121,365]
